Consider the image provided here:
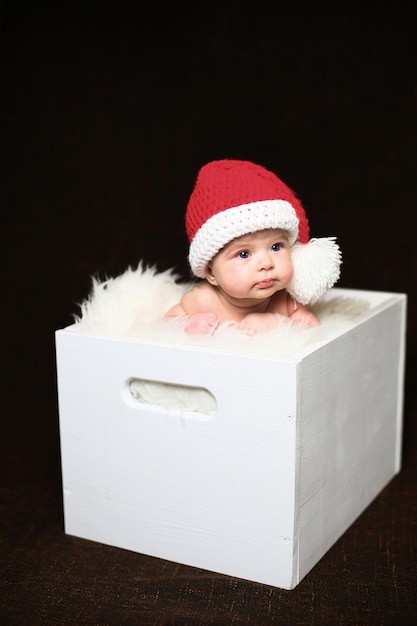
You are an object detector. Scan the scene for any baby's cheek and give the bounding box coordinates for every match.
[286,257,295,278]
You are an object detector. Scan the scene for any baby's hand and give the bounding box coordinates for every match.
[238,312,286,336]
[184,312,219,335]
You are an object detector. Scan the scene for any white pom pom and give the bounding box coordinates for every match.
[287,237,342,305]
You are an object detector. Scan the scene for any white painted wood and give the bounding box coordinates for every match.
[296,297,406,585]
[55,288,406,589]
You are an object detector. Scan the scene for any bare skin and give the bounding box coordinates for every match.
[164,229,320,335]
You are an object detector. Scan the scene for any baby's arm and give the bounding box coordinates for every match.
[238,294,320,335]
[238,312,288,335]
[164,302,188,319]
[164,285,220,335]
[287,296,320,327]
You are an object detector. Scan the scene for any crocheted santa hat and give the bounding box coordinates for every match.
[186,159,341,305]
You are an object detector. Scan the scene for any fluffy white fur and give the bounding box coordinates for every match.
[73,263,369,414]
[74,262,368,356]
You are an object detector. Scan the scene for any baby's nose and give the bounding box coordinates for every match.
[258,251,274,270]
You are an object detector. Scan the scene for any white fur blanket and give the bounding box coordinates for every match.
[73,264,370,414]
[74,263,369,358]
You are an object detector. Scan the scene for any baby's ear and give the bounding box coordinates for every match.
[205,265,219,286]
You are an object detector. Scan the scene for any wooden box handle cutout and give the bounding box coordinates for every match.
[125,377,217,416]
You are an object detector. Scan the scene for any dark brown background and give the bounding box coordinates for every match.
[2,1,416,624]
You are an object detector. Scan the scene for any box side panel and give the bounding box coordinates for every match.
[55,331,298,589]
[297,298,406,582]
[394,295,407,472]
[324,287,405,310]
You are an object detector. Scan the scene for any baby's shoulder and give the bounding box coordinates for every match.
[182,281,218,312]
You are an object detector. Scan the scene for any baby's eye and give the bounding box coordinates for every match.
[238,250,250,259]
[271,242,282,252]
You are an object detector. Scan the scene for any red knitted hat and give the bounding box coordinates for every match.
[186,159,341,304]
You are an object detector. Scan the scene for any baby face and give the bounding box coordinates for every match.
[205,229,294,302]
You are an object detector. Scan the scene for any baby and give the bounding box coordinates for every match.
[165,159,342,335]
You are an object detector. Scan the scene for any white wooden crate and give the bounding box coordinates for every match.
[55,288,406,589]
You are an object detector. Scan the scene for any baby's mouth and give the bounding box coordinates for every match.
[256,278,276,289]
